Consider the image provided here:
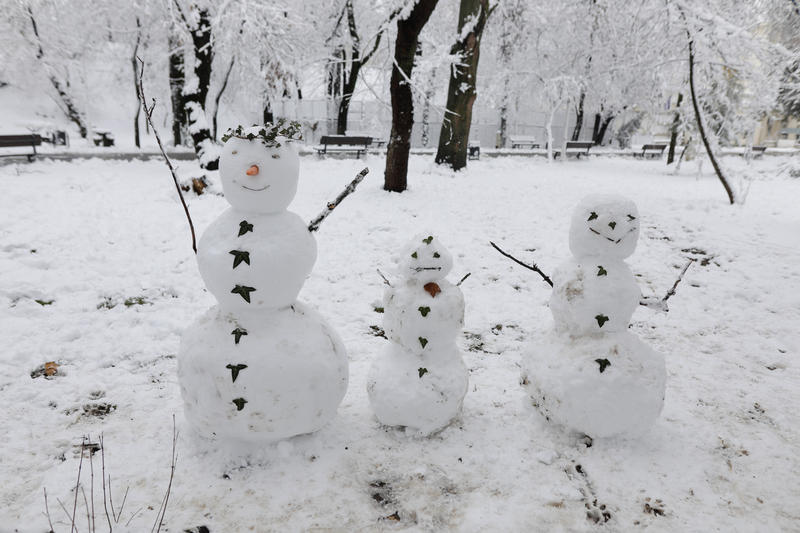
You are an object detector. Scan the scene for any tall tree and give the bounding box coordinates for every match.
[173,3,218,170]
[168,29,186,146]
[383,0,440,193]
[25,6,89,138]
[434,0,494,170]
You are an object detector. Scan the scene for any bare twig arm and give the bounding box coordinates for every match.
[639,258,696,312]
[308,167,369,232]
[456,272,471,286]
[489,241,554,287]
[136,57,197,254]
[377,268,392,287]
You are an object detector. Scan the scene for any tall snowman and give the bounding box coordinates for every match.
[522,195,666,439]
[367,235,469,436]
[178,123,349,444]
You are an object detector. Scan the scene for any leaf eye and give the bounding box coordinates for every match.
[231,150,238,155]
[272,153,280,159]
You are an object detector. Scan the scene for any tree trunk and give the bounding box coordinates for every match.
[435,0,492,170]
[571,91,585,141]
[421,67,436,147]
[183,8,218,170]
[686,30,734,204]
[212,56,235,139]
[336,64,360,135]
[383,0,440,192]
[168,31,185,146]
[27,7,89,138]
[263,99,274,124]
[594,114,614,145]
[132,18,142,149]
[667,93,683,164]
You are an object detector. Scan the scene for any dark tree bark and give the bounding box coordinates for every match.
[667,93,684,164]
[333,0,395,135]
[435,0,494,170]
[263,99,274,124]
[132,18,142,149]
[383,0,440,192]
[27,7,89,138]
[212,56,235,140]
[593,113,614,145]
[180,7,217,170]
[686,29,735,204]
[571,91,585,141]
[168,31,185,146]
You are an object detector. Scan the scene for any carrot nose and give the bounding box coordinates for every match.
[246,165,259,176]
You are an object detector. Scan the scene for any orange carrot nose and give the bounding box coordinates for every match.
[246,165,260,176]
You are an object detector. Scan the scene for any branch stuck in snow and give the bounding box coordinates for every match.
[308,167,369,232]
[136,57,197,254]
[490,241,554,287]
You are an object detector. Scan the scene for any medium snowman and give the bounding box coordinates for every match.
[522,195,666,438]
[178,123,349,444]
[367,235,469,436]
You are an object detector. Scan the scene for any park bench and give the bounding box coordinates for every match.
[315,135,372,158]
[749,146,767,158]
[0,134,43,161]
[92,130,115,147]
[552,141,593,159]
[468,140,480,160]
[510,136,539,149]
[640,143,668,158]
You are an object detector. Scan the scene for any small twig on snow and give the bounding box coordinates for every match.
[376,268,392,287]
[57,498,77,532]
[456,272,471,286]
[489,241,554,287]
[639,258,695,312]
[81,485,90,533]
[308,167,369,232]
[152,415,178,533]
[43,487,54,533]
[136,57,197,254]
[71,438,86,533]
[100,435,112,532]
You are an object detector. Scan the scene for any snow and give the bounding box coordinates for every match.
[1,154,800,530]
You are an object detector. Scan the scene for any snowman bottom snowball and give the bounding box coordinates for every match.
[178,302,348,443]
[367,343,468,437]
[523,331,666,439]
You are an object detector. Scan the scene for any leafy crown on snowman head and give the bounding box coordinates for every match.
[221,118,303,147]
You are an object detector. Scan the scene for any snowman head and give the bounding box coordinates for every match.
[398,234,454,284]
[569,194,640,259]
[218,122,302,214]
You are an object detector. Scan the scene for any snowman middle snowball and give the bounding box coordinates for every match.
[178,125,348,444]
[367,235,469,436]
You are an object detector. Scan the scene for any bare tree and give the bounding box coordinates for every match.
[434,0,495,170]
[383,0,440,193]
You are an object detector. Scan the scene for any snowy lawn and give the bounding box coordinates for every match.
[1,154,799,531]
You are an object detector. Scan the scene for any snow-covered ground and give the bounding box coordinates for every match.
[1,154,799,532]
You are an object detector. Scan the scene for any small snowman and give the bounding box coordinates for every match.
[522,195,666,439]
[178,122,352,444]
[367,235,469,436]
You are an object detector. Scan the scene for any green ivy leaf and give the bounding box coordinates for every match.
[231,285,256,303]
[588,211,598,221]
[229,250,251,269]
[232,397,248,411]
[238,220,254,237]
[422,236,433,244]
[594,358,611,373]
[433,252,440,258]
[627,214,636,221]
[595,314,609,327]
[231,327,248,344]
[418,306,431,317]
[418,367,428,378]
[411,251,418,259]
[597,266,607,276]
[608,221,617,229]
[418,337,428,349]
[226,363,248,382]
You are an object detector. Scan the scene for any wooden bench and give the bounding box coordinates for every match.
[315,135,372,158]
[0,134,43,161]
[640,143,668,158]
[553,141,593,159]
[749,146,767,158]
[92,130,115,147]
[468,140,480,160]
[510,136,539,149]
